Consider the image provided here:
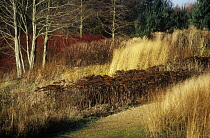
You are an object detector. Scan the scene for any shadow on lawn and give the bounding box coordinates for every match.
[29,118,97,138]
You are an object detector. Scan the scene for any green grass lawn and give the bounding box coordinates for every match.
[60,126,146,138]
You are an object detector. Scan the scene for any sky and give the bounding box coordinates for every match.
[171,0,197,6]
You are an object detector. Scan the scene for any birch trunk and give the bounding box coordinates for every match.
[19,46,25,73]
[12,0,22,78]
[42,0,51,67]
[26,30,30,67]
[42,24,49,67]
[112,0,116,41]
[79,0,83,37]
[18,32,25,73]
[30,0,37,69]
[42,31,48,68]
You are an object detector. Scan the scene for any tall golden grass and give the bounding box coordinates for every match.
[109,26,210,75]
[169,26,210,58]
[0,79,81,137]
[109,37,169,75]
[145,73,210,137]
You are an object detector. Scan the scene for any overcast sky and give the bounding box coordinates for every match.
[171,0,197,6]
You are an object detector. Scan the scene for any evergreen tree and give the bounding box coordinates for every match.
[135,0,173,37]
[171,5,189,30]
[190,0,210,29]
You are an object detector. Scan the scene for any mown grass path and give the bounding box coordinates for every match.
[60,104,152,138]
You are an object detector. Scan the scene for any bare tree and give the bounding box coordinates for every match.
[42,0,50,67]
[0,0,75,77]
[0,0,24,78]
[39,0,75,67]
[1,0,106,77]
[67,0,98,37]
[18,0,30,71]
[21,0,71,68]
[97,0,131,40]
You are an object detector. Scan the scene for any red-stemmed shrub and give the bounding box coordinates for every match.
[0,33,105,75]
[0,38,15,75]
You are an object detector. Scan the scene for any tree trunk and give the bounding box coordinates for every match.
[79,0,83,37]
[112,0,116,41]
[13,0,22,78]
[42,0,50,68]
[18,31,25,73]
[42,28,48,67]
[30,0,37,69]
[26,30,30,67]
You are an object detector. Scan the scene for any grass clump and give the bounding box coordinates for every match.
[109,37,169,75]
[145,73,210,137]
[0,81,79,137]
[109,26,210,75]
